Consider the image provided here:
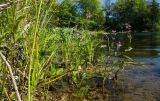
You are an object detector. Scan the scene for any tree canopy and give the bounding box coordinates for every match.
[48,0,160,32]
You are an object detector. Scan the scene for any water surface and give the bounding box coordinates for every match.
[117,32,160,101]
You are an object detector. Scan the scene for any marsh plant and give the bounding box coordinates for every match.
[0,0,132,100]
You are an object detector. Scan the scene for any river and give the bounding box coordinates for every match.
[116,32,160,101]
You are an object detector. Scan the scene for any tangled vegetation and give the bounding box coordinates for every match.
[0,0,133,101]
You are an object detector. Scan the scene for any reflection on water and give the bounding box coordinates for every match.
[36,32,160,101]
[117,32,160,101]
[86,32,160,101]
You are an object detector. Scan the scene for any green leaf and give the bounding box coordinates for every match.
[125,47,133,51]
[56,68,64,75]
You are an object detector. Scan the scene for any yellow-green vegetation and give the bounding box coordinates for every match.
[0,0,133,101]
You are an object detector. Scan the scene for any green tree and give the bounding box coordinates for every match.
[148,0,160,31]
[57,0,77,27]
[111,0,149,31]
[49,0,105,30]
[107,0,160,31]
[47,0,60,27]
[76,0,105,30]
[48,0,77,28]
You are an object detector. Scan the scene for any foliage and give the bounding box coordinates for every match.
[148,0,160,31]
[77,0,104,29]
[106,0,160,31]
[48,0,105,30]
[44,0,160,32]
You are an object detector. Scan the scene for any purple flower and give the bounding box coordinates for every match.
[116,41,122,47]
[125,23,131,30]
[111,30,117,35]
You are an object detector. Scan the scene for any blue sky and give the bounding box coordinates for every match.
[58,0,160,4]
[101,0,160,4]
[57,0,116,4]
[101,0,116,4]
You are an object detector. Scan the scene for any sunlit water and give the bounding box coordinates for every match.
[116,32,160,101]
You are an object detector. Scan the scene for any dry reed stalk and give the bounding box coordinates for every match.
[0,0,22,12]
[0,51,22,101]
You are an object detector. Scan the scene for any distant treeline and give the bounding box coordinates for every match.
[1,0,159,31]
[47,0,160,32]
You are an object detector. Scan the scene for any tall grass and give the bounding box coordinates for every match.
[0,0,132,100]
[0,0,52,100]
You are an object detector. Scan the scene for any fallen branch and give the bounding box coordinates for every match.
[0,51,21,101]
